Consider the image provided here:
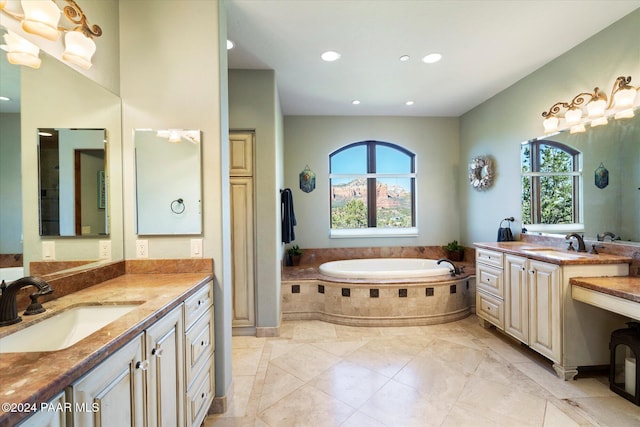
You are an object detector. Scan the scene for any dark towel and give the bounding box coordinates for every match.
[497,227,514,242]
[281,188,296,243]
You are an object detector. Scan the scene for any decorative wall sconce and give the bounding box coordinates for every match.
[542,76,639,134]
[0,0,102,69]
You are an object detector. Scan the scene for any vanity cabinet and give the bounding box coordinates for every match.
[476,248,505,329]
[68,281,214,427]
[528,259,561,363]
[71,334,145,426]
[476,244,629,380]
[145,305,185,427]
[17,391,68,427]
[504,255,561,363]
[184,284,215,427]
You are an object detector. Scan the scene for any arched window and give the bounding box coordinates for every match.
[329,141,416,235]
[521,139,582,227]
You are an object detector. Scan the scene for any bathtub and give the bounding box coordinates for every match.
[0,267,24,282]
[319,258,451,279]
[283,257,473,327]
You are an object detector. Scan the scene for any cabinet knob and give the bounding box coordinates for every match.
[201,340,207,347]
[198,300,203,306]
[136,360,149,371]
[151,348,163,357]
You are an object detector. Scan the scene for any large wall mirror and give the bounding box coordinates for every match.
[134,129,202,235]
[38,128,108,237]
[521,109,639,244]
[0,39,124,275]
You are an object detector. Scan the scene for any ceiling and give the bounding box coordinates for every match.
[226,0,640,117]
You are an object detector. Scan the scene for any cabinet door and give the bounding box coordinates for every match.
[72,334,145,427]
[229,132,253,176]
[504,254,529,343]
[18,391,67,427]
[146,305,184,427]
[230,177,255,327]
[528,260,561,363]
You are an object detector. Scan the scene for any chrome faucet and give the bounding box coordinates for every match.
[0,277,53,326]
[565,233,587,253]
[437,258,464,277]
[597,231,619,242]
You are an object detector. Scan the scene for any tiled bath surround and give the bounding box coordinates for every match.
[281,246,476,327]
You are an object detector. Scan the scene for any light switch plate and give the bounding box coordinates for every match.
[136,240,149,258]
[190,239,203,258]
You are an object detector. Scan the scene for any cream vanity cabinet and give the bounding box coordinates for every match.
[504,255,561,363]
[17,391,68,427]
[184,283,215,427]
[71,333,146,426]
[476,246,628,380]
[476,248,505,329]
[65,281,213,427]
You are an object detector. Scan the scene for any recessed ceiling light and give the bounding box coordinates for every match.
[399,55,410,62]
[351,100,361,105]
[0,96,10,101]
[405,101,414,106]
[321,51,341,62]
[227,40,234,50]
[422,53,442,64]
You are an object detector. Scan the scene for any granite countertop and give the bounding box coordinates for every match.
[474,241,633,266]
[570,276,640,303]
[0,272,212,427]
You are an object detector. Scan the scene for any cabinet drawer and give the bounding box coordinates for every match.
[186,355,214,427]
[476,248,503,268]
[477,290,504,329]
[185,307,214,387]
[184,282,213,330]
[477,264,504,298]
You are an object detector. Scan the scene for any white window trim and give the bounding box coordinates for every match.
[330,227,418,238]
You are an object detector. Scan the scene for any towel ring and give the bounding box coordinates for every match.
[499,216,514,227]
[171,198,185,214]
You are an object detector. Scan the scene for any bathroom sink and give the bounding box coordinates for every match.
[0,304,139,353]
[522,248,590,260]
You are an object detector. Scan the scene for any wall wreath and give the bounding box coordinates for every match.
[468,155,494,191]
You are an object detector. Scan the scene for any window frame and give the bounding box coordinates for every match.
[329,140,417,237]
[521,139,583,231]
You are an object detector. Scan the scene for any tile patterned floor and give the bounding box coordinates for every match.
[203,317,640,427]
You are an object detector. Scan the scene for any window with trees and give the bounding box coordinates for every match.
[329,141,416,234]
[521,140,582,226]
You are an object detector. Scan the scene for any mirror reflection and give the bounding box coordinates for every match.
[135,129,202,235]
[522,109,639,243]
[38,128,108,237]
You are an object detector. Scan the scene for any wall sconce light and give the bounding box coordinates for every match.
[0,0,102,69]
[3,29,41,68]
[541,76,639,134]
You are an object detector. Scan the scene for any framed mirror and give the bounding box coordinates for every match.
[134,129,202,235]
[38,128,108,237]
[521,109,639,243]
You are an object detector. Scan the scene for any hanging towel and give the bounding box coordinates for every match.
[497,217,515,242]
[281,188,297,243]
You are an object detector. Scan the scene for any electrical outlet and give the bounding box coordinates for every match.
[42,241,55,260]
[99,240,111,260]
[191,239,203,258]
[136,239,149,258]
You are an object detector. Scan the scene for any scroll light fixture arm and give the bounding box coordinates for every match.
[541,76,638,134]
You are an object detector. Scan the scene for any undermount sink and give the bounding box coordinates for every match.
[0,304,140,353]
[522,248,590,260]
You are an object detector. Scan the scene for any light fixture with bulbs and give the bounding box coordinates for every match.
[541,76,639,134]
[0,0,102,70]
